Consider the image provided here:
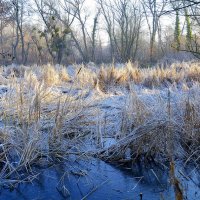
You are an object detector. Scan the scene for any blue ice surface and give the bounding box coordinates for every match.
[0,157,199,200]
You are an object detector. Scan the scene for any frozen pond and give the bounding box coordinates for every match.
[0,156,199,200]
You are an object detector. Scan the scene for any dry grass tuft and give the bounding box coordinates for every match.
[42,64,60,86]
[97,62,143,92]
[39,64,71,86]
[74,64,97,88]
[96,61,200,90]
[59,67,70,82]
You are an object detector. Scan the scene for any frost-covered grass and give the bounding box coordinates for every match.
[96,61,200,91]
[0,62,200,187]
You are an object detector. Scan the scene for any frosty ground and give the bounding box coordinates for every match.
[0,62,200,199]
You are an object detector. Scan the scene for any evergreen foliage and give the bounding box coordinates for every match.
[174,11,181,51]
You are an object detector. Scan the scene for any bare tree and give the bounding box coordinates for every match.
[97,0,114,60]
[58,0,101,62]
[0,0,14,64]
[142,0,167,62]
[97,0,143,62]
[12,0,30,64]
